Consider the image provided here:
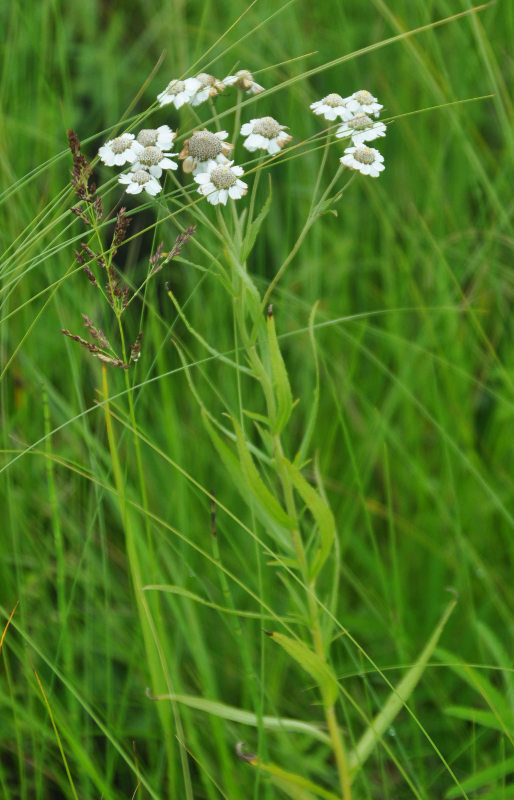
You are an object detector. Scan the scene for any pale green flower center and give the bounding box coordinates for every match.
[354,147,375,164]
[252,117,281,138]
[111,135,132,154]
[236,69,252,81]
[138,147,163,166]
[168,80,186,95]
[324,93,344,107]
[132,170,151,184]
[210,166,237,189]
[348,113,373,130]
[189,131,223,160]
[137,129,158,147]
[353,90,374,105]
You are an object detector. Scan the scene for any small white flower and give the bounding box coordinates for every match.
[131,146,178,178]
[119,169,162,195]
[189,73,226,106]
[194,161,248,205]
[223,69,264,95]
[342,90,383,118]
[336,113,386,146]
[157,77,202,108]
[179,129,234,174]
[340,145,385,177]
[136,125,176,151]
[240,117,292,155]
[98,133,143,166]
[310,93,354,122]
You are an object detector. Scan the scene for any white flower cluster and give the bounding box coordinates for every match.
[310,89,386,178]
[97,67,297,205]
[98,125,178,195]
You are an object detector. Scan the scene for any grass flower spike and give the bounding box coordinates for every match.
[223,69,264,94]
[98,133,143,166]
[157,77,202,108]
[340,145,385,177]
[119,169,162,195]
[136,125,176,150]
[131,146,178,178]
[336,113,386,145]
[194,161,247,205]
[240,116,292,154]
[343,89,383,117]
[310,93,354,121]
[179,129,234,174]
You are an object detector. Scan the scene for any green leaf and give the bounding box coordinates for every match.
[241,755,340,800]
[266,305,294,433]
[241,177,272,262]
[444,705,514,734]
[201,411,293,551]
[283,458,336,579]
[294,302,320,467]
[267,632,339,705]
[148,692,330,744]
[231,416,296,530]
[436,646,514,746]
[444,756,514,798]
[348,598,457,772]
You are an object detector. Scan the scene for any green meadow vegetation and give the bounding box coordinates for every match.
[1,0,513,798]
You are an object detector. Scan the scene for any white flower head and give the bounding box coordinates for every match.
[189,72,226,106]
[340,145,385,177]
[157,77,202,108]
[119,169,162,195]
[131,146,178,178]
[343,90,383,118]
[194,161,248,205]
[223,69,264,95]
[179,129,234,174]
[98,133,143,166]
[136,125,176,151]
[310,93,354,122]
[240,116,292,155]
[336,113,386,146]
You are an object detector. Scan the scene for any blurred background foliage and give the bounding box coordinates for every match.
[1,0,513,798]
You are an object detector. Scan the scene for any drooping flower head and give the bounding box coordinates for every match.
[98,133,143,166]
[189,72,226,106]
[179,130,234,174]
[223,69,264,95]
[340,145,385,177]
[194,161,248,205]
[157,77,202,109]
[131,145,178,178]
[343,90,383,118]
[136,125,176,151]
[240,117,292,155]
[336,113,386,146]
[309,93,354,122]
[119,169,162,195]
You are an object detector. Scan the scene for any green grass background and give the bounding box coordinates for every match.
[1,0,514,798]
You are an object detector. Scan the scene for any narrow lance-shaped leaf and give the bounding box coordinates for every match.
[283,458,336,579]
[241,176,272,263]
[238,749,341,800]
[266,304,294,433]
[348,597,457,772]
[267,631,339,706]
[294,301,320,468]
[444,755,514,799]
[231,416,296,530]
[201,411,293,551]
[146,691,330,744]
